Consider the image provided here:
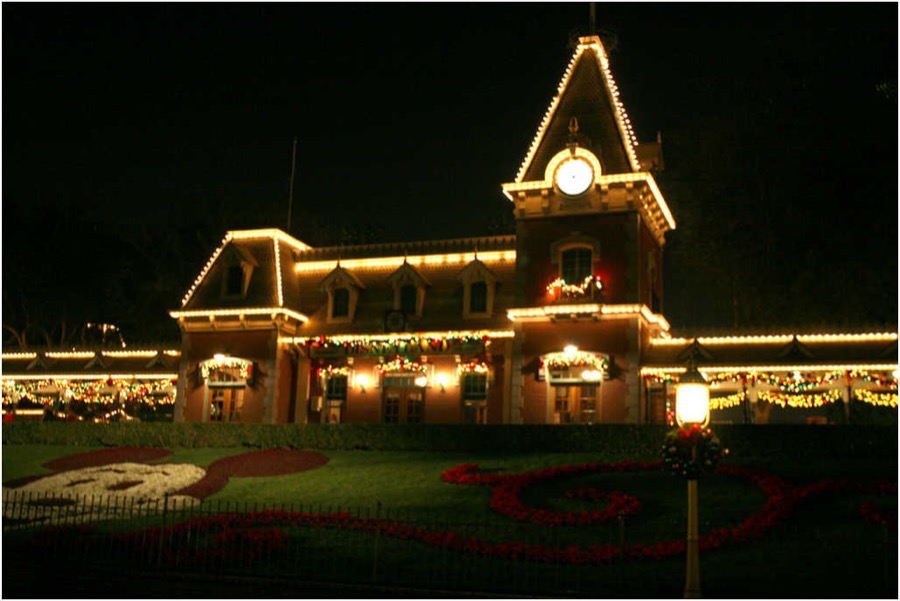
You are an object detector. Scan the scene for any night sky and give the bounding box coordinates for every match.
[3,3,897,345]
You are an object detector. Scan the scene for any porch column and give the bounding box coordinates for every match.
[509,324,525,424]
[263,330,278,423]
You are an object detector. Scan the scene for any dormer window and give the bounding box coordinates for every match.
[400,285,417,315]
[387,262,429,319]
[321,265,364,324]
[469,282,488,314]
[225,265,244,296]
[332,288,350,319]
[458,258,497,319]
[219,245,257,300]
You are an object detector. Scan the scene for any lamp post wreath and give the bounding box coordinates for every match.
[661,424,728,479]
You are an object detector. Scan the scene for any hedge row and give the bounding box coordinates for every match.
[2,422,896,460]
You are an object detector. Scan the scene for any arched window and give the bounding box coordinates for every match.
[561,247,592,283]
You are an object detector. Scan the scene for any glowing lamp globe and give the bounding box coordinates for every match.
[355,373,370,390]
[414,375,428,388]
[676,369,710,428]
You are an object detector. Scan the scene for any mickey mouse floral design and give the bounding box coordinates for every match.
[3,446,328,525]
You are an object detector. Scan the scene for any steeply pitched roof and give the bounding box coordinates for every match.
[516,35,641,183]
[180,229,312,313]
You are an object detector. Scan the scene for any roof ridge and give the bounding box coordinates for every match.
[296,234,517,256]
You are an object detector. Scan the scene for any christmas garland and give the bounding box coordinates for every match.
[660,425,727,479]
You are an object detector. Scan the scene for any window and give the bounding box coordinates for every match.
[554,386,571,423]
[461,373,488,425]
[384,393,400,423]
[324,375,347,424]
[561,247,592,283]
[400,284,417,315]
[225,264,244,296]
[388,262,428,318]
[462,373,488,401]
[469,281,488,314]
[458,259,497,319]
[406,392,424,423]
[382,374,419,389]
[325,375,348,402]
[322,266,363,324]
[580,385,598,424]
[332,288,350,319]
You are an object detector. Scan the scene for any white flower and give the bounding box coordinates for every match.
[3,462,207,525]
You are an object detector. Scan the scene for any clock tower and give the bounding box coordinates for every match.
[502,35,675,425]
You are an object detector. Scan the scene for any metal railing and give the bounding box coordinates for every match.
[3,490,896,598]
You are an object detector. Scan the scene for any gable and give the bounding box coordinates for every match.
[457,258,497,285]
[517,35,640,184]
[320,265,365,291]
[387,262,431,289]
[181,239,279,310]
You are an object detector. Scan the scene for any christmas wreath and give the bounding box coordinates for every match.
[660,424,728,479]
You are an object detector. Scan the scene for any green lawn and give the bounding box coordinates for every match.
[2,445,896,597]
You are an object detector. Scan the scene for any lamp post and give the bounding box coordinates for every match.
[676,366,710,599]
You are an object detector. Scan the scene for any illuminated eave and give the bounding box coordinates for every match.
[180,233,230,307]
[44,351,95,359]
[641,363,900,376]
[651,332,898,346]
[102,350,181,358]
[229,228,311,253]
[2,352,38,360]
[281,329,515,345]
[273,238,285,307]
[170,307,309,323]
[502,172,676,232]
[180,229,310,308]
[295,250,516,273]
[515,36,641,185]
[2,350,180,361]
[2,373,179,381]
[507,303,670,331]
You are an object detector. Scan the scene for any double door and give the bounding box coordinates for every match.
[552,384,600,424]
[382,388,424,423]
[208,387,244,422]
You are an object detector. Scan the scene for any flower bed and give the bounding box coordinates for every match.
[97,463,895,567]
[3,447,329,524]
[22,458,897,568]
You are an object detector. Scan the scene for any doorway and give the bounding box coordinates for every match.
[551,384,600,424]
[209,388,244,422]
[382,388,425,423]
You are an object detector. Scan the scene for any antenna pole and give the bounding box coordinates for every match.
[287,136,298,233]
[590,2,596,36]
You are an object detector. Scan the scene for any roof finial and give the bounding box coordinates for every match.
[567,117,581,154]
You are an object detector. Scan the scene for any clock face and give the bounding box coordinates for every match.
[555,157,594,196]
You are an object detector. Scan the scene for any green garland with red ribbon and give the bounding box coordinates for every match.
[660,424,728,479]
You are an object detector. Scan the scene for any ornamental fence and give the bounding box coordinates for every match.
[2,490,896,598]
